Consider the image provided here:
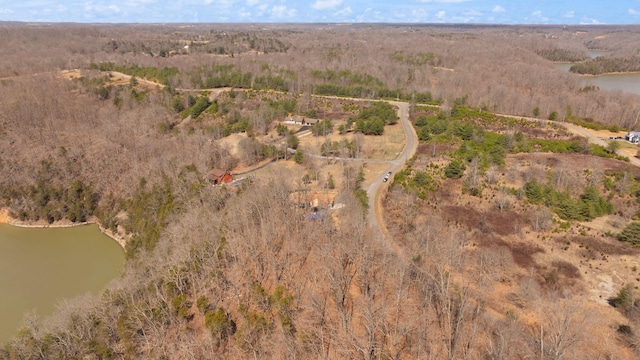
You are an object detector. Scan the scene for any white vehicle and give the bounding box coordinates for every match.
[383,171,392,182]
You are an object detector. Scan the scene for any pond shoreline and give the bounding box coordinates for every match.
[0,208,127,251]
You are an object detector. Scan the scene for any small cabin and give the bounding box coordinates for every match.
[207,169,233,185]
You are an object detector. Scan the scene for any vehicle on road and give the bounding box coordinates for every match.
[383,171,392,182]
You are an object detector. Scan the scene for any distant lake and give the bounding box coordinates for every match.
[0,224,124,344]
[589,51,607,59]
[554,51,640,95]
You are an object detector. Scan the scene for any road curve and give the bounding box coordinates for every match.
[84,70,640,250]
[498,112,640,168]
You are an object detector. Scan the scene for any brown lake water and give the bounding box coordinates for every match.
[0,224,124,344]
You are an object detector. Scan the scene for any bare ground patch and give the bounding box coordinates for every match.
[440,205,526,237]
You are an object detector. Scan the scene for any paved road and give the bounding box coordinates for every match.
[63,70,640,254]
[365,101,417,245]
[292,99,417,249]
[100,71,640,244]
[297,100,418,245]
[561,122,640,167]
[497,112,640,167]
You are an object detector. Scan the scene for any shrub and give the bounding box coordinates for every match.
[197,296,210,313]
[609,284,637,313]
[444,160,466,179]
[312,119,333,136]
[205,308,235,338]
[287,131,299,149]
[414,115,429,127]
[354,188,368,210]
[618,222,640,247]
[327,172,335,189]
[293,149,304,164]
[418,126,432,141]
[172,294,190,318]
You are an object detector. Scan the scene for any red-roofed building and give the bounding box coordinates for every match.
[207,169,233,185]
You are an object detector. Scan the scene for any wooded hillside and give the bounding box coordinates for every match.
[3,23,640,359]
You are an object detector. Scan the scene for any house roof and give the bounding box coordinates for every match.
[210,168,228,178]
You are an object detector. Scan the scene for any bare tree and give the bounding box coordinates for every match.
[528,299,593,360]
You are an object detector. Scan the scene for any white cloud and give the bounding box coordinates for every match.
[312,0,343,10]
[629,8,640,15]
[463,8,482,17]
[246,0,260,5]
[531,10,548,23]
[563,10,574,18]
[270,5,296,18]
[492,5,505,13]
[580,16,601,24]
[0,8,14,14]
[334,6,351,17]
[108,4,120,12]
[436,10,446,19]
[238,7,251,17]
[411,8,429,19]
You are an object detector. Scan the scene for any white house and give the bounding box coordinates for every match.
[284,115,305,125]
[626,131,640,144]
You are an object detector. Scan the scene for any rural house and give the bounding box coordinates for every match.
[284,115,321,126]
[207,168,233,185]
[284,115,306,125]
[626,131,640,144]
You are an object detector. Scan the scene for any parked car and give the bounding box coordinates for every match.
[383,171,392,182]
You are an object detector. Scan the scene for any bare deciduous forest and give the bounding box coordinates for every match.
[2,22,640,359]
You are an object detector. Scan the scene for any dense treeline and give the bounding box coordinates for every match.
[535,48,588,62]
[570,56,640,75]
[352,102,398,135]
[89,62,178,86]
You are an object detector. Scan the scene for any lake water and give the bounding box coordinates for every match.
[589,51,607,59]
[554,54,640,95]
[587,74,640,95]
[0,224,125,344]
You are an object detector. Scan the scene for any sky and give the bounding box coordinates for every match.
[1,0,640,24]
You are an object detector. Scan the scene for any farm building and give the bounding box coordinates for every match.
[626,131,640,144]
[207,168,233,185]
